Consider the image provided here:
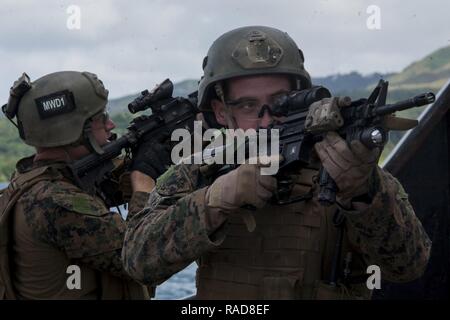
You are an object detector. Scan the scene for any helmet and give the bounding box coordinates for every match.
[12,71,108,148]
[198,25,312,110]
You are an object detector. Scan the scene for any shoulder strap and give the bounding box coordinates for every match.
[1,166,64,222]
[0,165,64,300]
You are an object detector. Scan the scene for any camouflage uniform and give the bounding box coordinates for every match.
[11,156,151,299]
[121,26,431,299]
[1,71,153,299]
[122,162,431,299]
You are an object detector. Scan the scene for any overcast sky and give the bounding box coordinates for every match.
[1,0,449,103]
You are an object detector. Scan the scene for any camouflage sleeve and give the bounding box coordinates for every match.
[127,191,150,219]
[122,165,226,286]
[22,180,134,279]
[342,167,432,283]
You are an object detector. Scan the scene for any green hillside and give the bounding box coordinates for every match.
[1,46,449,182]
[389,46,450,88]
[327,45,450,117]
[380,46,450,158]
[386,45,450,115]
[0,119,34,181]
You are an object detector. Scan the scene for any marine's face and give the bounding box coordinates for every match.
[90,111,116,146]
[211,74,291,130]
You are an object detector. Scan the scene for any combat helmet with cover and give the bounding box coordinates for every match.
[2,71,109,154]
[198,25,312,111]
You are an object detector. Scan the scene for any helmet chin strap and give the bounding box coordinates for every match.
[82,120,105,155]
[215,83,238,130]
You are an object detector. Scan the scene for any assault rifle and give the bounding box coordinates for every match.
[272,79,435,206]
[201,80,434,207]
[70,79,199,206]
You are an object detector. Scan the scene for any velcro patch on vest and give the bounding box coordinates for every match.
[35,90,75,119]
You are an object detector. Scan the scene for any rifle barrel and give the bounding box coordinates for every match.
[72,135,132,175]
[374,92,435,116]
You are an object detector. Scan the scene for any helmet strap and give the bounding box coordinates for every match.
[82,120,105,155]
[214,83,238,129]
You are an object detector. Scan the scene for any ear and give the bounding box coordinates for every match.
[211,99,227,126]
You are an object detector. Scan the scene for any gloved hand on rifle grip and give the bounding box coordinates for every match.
[129,131,172,180]
[314,132,380,201]
[205,160,278,214]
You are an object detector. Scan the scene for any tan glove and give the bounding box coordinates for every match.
[314,132,380,201]
[206,163,277,213]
